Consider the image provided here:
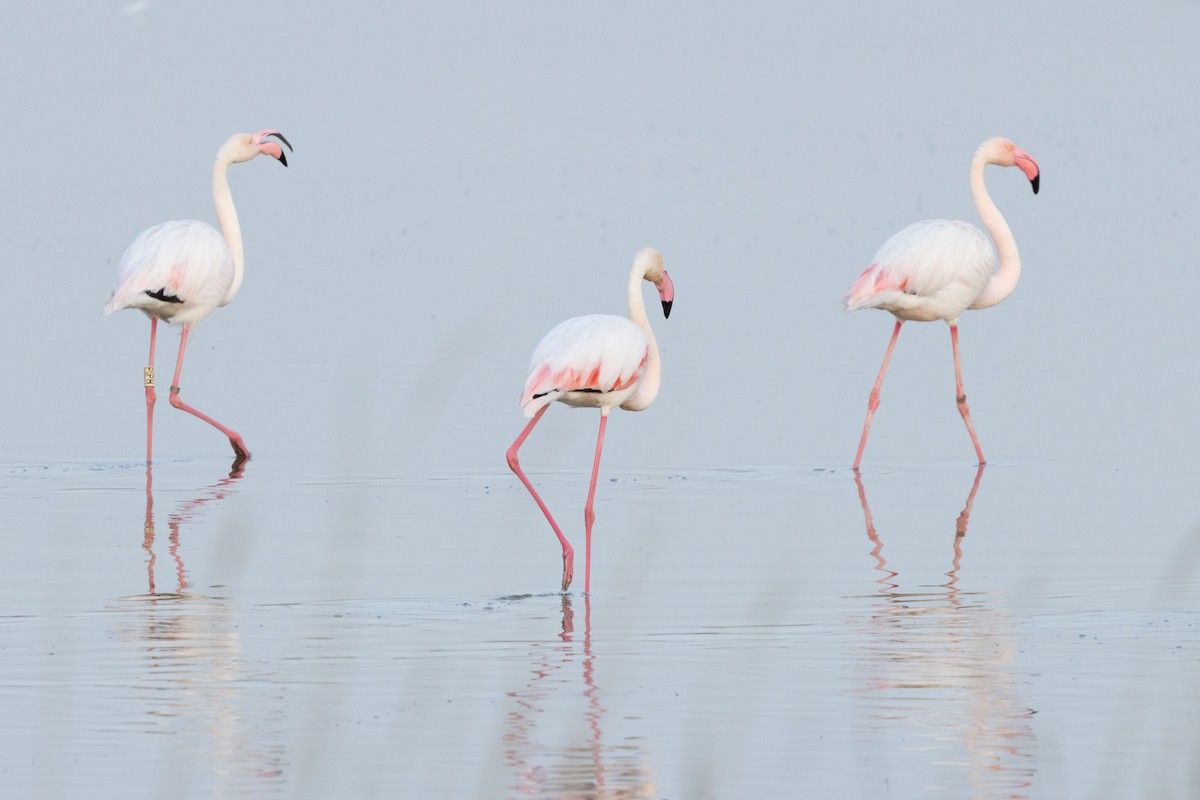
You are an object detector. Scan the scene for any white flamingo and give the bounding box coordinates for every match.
[507,248,674,592]
[106,129,292,464]
[846,137,1040,469]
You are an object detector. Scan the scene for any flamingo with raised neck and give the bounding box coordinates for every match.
[106,129,292,466]
[845,136,1040,468]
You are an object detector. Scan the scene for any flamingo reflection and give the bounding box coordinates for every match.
[136,459,244,598]
[852,467,1037,799]
[118,459,286,790]
[504,595,656,799]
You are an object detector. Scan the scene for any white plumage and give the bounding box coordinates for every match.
[520,314,650,417]
[846,219,995,323]
[106,220,235,327]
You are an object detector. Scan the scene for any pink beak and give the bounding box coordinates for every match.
[656,270,674,318]
[1012,147,1040,194]
[253,129,294,166]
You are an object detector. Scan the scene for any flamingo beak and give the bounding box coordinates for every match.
[254,130,294,167]
[656,270,674,318]
[1013,148,1039,195]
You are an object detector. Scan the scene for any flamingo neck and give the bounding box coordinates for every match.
[620,262,660,412]
[969,149,1021,310]
[213,154,244,306]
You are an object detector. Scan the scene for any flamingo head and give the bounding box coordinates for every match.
[220,130,293,166]
[635,247,674,318]
[984,137,1039,195]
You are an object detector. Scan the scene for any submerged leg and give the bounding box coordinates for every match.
[145,318,158,463]
[950,325,985,465]
[507,405,574,591]
[143,464,157,595]
[582,411,609,595]
[955,464,986,536]
[853,320,903,470]
[168,325,250,463]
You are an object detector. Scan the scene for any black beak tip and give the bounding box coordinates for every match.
[278,152,289,168]
[1030,174,1039,195]
[662,299,673,319]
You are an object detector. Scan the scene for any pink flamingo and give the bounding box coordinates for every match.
[106,130,292,464]
[507,248,674,593]
[846,137,1040,469]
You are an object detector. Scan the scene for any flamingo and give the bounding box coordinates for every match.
[846,137,1040,469]
[106,129,292,465]
[506,248,674,593]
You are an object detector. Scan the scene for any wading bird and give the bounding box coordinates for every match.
[106,129,292,465]
[507,248,674,593]
[846,137,1039,469]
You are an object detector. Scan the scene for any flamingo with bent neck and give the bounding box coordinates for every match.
[106,129,292,465]
[507,248,674,593]
[846,137,1040,469]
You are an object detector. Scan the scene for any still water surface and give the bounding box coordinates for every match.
[2,458,1196,797]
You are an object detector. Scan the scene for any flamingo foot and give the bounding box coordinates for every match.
[230,447,249,478]
[561,549,574,592]
[229,435,250,463]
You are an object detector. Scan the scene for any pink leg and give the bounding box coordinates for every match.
[168,326,250,463]
[950,325,985,465]
[506,405,574,591]
[582,412,609,595]
[145,319,158,463]
[853,320,902,470]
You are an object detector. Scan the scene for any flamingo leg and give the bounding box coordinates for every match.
[145,318,158,463]
[950,325,986,465]
[167,325,250,463]
[853,320,903,470]
[582,412,609,595]
[507,405,574,591]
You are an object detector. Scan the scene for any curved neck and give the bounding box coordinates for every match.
[620,262,660,411]
[213,155,244,305]
[969,150,1021,310]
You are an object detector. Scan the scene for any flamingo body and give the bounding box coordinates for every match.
[847,137,1040,469]
[520,314,650,417]
[846,219,994,323]
[106,220,235,327]
[106,129,292,465]
[507,247,674,593]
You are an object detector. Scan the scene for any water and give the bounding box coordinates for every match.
[2,1,1199,798]
[4,460,1197,797]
